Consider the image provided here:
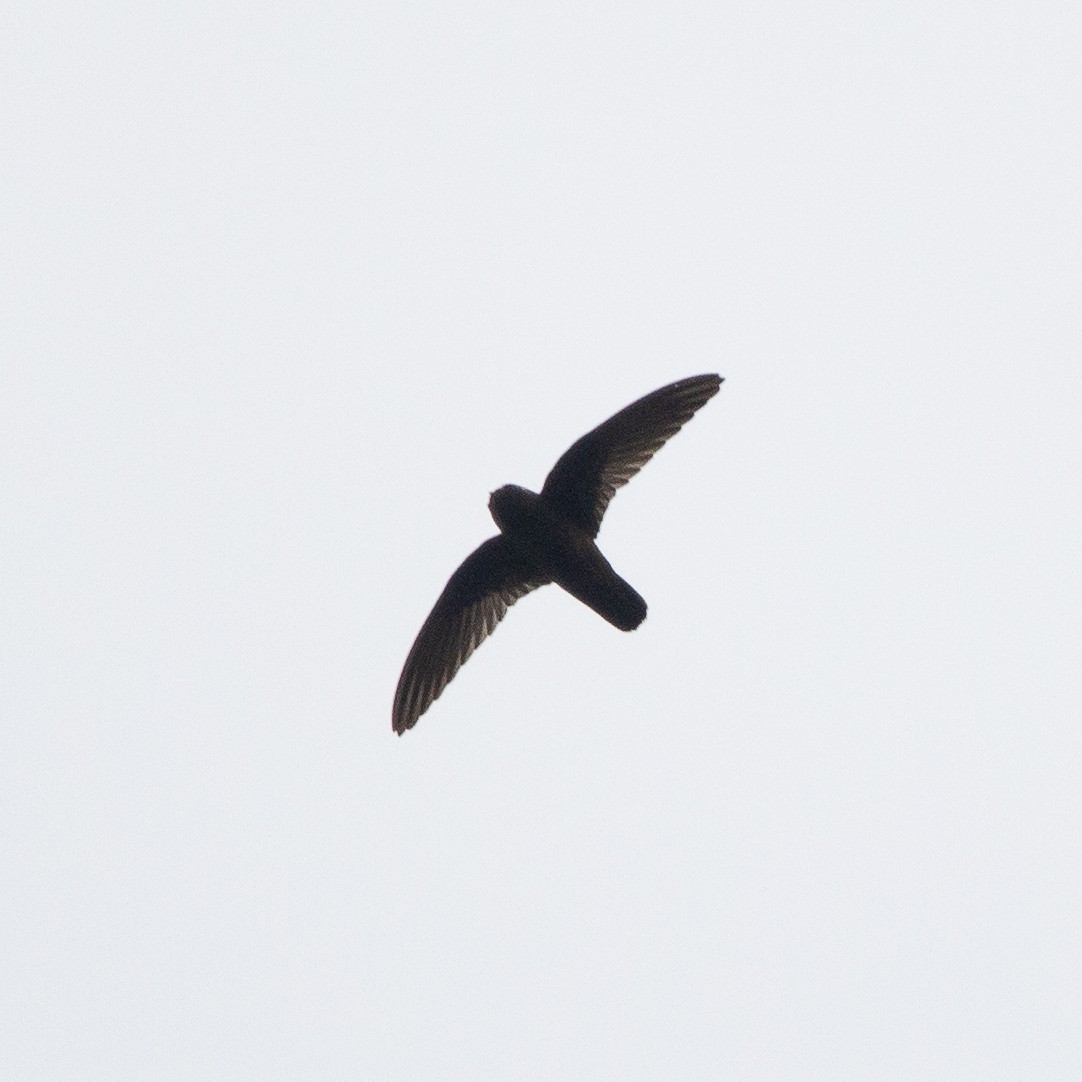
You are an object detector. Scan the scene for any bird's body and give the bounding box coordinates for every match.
[489,483,647,632]
[393,374,723,733]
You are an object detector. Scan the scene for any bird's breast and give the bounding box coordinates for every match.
[489,483,591,567]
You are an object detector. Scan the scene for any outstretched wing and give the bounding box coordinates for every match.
[393,537,549,734]
[540,374,722,537]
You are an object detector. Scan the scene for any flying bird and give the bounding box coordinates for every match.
[393,373,723,733]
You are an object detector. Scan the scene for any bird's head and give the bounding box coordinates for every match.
[488,484,534,533]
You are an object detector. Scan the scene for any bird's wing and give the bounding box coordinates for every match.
[540,374,722,537]
[393,536,549,733]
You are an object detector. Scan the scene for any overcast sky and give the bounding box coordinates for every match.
[4,2,1081,1079]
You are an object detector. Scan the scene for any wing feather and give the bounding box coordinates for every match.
[540,374,722,536]
[392,537,547,733]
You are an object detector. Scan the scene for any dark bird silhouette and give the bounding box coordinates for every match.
[393,374,723,733]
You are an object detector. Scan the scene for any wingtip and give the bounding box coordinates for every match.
[686,372,723,392]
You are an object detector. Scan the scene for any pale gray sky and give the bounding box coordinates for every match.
[3,2,1081,1078]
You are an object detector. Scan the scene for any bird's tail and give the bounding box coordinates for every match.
[556,546,647,632]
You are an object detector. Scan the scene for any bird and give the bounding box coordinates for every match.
[392,373,723,734]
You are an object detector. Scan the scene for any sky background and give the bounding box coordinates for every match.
[3,2,1081,1078]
